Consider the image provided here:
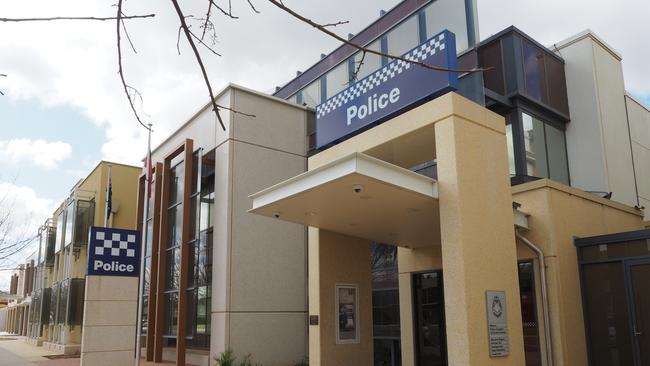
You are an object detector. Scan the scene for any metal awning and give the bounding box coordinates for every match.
[249,153,440,248]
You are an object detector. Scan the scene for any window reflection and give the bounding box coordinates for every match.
[302,80,321,108]
[386,15,419,57]
[522,112,569,184]
[352,40,382,82]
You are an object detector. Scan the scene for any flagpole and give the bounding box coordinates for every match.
[135,124,152,366]
[104,165,112,228]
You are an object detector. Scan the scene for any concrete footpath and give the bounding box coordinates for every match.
[0,335,79,366]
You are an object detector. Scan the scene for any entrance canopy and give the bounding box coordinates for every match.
[250,153,440,248]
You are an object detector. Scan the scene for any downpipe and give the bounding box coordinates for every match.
[516,229,554,366]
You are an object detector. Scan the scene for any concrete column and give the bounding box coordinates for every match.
[434,113,525,365]
[80,276,138,366]
[308,229,373,366]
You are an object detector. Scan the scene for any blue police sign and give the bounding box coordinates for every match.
[315,30,458,149]
[87,226,141,277]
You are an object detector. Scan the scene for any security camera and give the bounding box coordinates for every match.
[272,212,281,219]
[352,184,364,194]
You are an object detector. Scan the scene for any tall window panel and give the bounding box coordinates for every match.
[186,150,214,349]
[301,80,321,108]
[164,159,184,337]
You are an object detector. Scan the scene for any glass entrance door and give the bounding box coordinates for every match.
[413,272,446,366]
[626,259,650,366]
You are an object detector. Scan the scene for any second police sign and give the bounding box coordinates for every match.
[87,226,141,277]
[315,29,458,149]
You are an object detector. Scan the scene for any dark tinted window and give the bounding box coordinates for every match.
[522,40,548,104]
[582,262,633,366]
[479,40,505,95]
[545,54,569,115]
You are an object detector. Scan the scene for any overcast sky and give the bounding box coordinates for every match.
[0,0,648,290]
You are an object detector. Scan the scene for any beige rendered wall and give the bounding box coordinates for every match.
[512,179,645,366]
[308,230,373,366]
[558,32,638,207]
[210,87,309,365]
[80,276,138,366]
[626,95,650,218]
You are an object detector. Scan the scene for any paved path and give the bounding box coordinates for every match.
[0,335,79,366]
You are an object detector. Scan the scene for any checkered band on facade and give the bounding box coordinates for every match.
[316,33,447,119]
[94,231,137,258]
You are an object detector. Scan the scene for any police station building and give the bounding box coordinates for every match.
[135,1,650,366]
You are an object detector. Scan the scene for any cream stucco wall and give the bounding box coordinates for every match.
[512,179,645,366]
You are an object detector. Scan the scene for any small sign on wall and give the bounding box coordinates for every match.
[87,226,141,277]
[486,290,510,357]
[335,284,359,344]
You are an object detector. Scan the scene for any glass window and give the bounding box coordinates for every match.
[523,113,548,179]
[58,279,69,324]
[523,112,569,184]
[169,161,184,205]
[580,240,650,262]
[545,124,569,184]
[523,40,548,104]
[326,61,350,99]
[518,262,541,366]
[424,0,469,52]
[582,262,633,366]
[164,292,179,336]
[167,206,182,248]
[55,212,64,253]
[506,124,516,176]
[166,248,180,291]
[386,15,419,57]
[74,200,94,247]
[64,202,74,247]
[545,54,569,115]
[301,80,321,108]
[352,40,382,82]
[479,41,505,95]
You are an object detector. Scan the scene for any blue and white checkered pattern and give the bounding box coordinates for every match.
[94,231,137,258]
[316,33,447,119]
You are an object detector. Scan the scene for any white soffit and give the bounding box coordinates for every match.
[250,152,440,248]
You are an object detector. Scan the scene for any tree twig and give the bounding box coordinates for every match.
[117,0,151,131]
[0,14,155,22]
[171,0,226,130]
[266,0,488,74]
[246,0,261,13]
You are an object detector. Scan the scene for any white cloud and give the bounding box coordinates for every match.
[0,182,55,291]
[0,0,647,170]
[0,138,72,169]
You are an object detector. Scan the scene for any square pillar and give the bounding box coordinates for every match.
[308,229,373,366]
[435,112,525,365]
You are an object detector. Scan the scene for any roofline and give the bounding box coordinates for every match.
[552,29,622,61]
[272,0,439,99]
[151,83,312,156]
[625,92,650,113]
[479,25,565,63]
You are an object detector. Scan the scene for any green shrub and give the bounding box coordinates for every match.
[215,349,236,366]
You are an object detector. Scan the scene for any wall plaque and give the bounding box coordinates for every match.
[486,290,509,357]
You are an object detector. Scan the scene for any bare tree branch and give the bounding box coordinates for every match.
[209,0,239,19]
[266,0,488,74]
[116,0,151,131]
[246,0,261,13]
[351,50,366,82]
[171,0,226,130]
[0,74,5,96]
[120,17,138,54]
[0,14,155,22]
[322,20,349,28]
